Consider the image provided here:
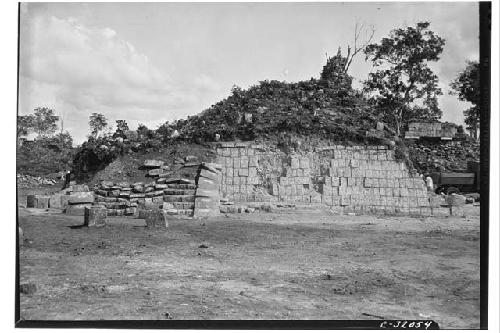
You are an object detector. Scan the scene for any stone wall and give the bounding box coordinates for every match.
[405,122,457,139]
[214,141,431,216]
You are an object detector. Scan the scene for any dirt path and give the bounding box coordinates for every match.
[18,206,480,328]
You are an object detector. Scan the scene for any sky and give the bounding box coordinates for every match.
[18,2,479,144]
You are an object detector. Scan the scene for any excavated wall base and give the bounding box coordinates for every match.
[214,141,432,216]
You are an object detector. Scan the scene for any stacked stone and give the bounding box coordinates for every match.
[26,194,51,209]
[405,122,456,139]
[274,154,314,203]
[138,208,169,228]
[215,142,263,202]
[193,162,223,217]
[317,146,430,215]
[162,178,197,218]
[93,180,143,217]
[26,184,94,214]
[159,156,198,218]
[64,184,96,215]
[215,142,432,216]
[93,158,199,219]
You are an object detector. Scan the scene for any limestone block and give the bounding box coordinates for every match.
[249,156,259,167]
[197,177,219,190]
[49,194,64,209]
[71,184,90,193]
[237,147,247,156]
[142,160,164,169]
[446,194,466,207]
[247,176,259,185]
[84,206,107,227]
[26,194,37,208]
[65,204,91,216]
[196,188,219,198]
[240,157,249,168]
[35,195,50,209]
[291,156,300,169]
[66,192,93,205]
[220,142,235,148]
[238,168,249,177]
[271,183,279,196]
[340,195,351,206]
[419,207,431,216]
[200,169,221,183]
[417,197,429,207]
[140,208,168,229]
[299,157,310,169]
[230,149,239,158]
[150,195,162,203]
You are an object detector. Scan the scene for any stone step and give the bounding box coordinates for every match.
[171,202,195,210]
[165,183,197,190]
[164,189,196,196]
[107,207,138,216]
[163,208,194,218]
[163,194,195,203]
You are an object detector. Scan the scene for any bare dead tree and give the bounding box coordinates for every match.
[344,21,375,73]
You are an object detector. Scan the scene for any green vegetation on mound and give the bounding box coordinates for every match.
[178,78,379,143]
[17,133,74,177]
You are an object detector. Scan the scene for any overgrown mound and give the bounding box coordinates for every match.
[179,78,380,143]
[72,53,390,182]
[74,140,215,184]
[176,51,380,143]
[17,134,74,176]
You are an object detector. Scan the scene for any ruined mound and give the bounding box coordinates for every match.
[87,142,216,186]
[179,79,380,144]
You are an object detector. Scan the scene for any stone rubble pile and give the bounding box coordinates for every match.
[408,140,480,174]
[92,156,219,219]
[17,173,57,188]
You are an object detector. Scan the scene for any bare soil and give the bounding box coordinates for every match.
[18,192,480,328]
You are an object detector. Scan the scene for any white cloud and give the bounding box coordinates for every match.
[19,15,220,143]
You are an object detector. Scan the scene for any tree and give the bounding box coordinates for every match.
[116,120,129,133]
[363,22,445,136]
[137,123,154,139]
[88,113,108,137]
[114,120,130,139]
[344,22,375,73]
[17,115,34,137]
[450,61,479,139]
[321,48,353,89]
[32,107,59,137]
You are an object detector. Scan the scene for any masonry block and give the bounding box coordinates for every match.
[249,156,259,167]
[299,157,310,169]
[84,206,107,227]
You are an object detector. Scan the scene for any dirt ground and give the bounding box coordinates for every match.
[18,188,480,328]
